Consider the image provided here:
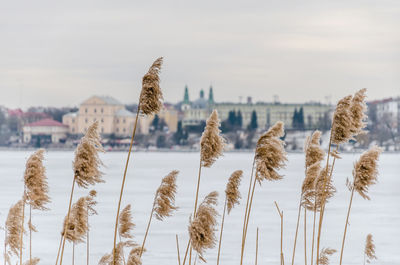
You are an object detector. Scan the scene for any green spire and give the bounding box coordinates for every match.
[208,86,214,104]
[183,85,190,104]
[200,89,205,99]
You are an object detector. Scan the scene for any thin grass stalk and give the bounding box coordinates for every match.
[315,135,333,265]
[275,202,283,265]
[176,235,181,265]
[182,239,190,265]
[304,208,307,265]
[291,198,302,265]
[239,159,256,265]
[20,197,25,265]
[59,176,77,265]
[339,187,355,265]
[139,191,158,257]
[113,106,140,265]
[87,208,89,265]
[243,170,257,247]
[310,196,317,265]
[55,235,63,265]
[29,204,32,265]
[255,227,259,265]
[118,235,126,265]
[216,198,227,265]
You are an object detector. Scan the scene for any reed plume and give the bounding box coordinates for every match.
[119,205,135,240]
[314,166,336,210]
[22,257,40,265]
[62,196,89,244]
[216,170,243,265]
[139,57,164,115]
[319,248,336,265]
[200,110,225,168]
[112,57,164,265]
[154,170,179,220]
[98,253,113,265]
[24,149,50,210]
[73,121,105,188]
[255,121,287,183]
[331,95,353,145]
[349,88,367,136]
[364,234,376,264]
[225,170,243,214]
[188,191,219,261]
[339,146,381,265]
[5,200,24,256]
[240,122,286,265]
[127,246,143,265]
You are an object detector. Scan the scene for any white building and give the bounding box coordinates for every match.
[371,97,400,132]
[23,118,69,144]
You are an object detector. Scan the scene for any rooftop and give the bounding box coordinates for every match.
[25,118,68,127]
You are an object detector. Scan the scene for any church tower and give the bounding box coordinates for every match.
[183,85,190,104]
[208,86,214,104]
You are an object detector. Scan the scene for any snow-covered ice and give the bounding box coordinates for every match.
[0,151,398,264]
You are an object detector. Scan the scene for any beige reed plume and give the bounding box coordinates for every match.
[98,253,113,265]
[353,146,382,200]
[225,170,243,214]
[119,205,135,240]
[349,88,367,136]
[112,58,164,265]
[139,57,164,115]
[62,196,89,244]
[200,110,225,168]
[339,146,381,265]
[255,121,287,183]
[189,191,219,261]
[364,234,377,264]
[216,170,243,265]
[127,246,144,265]
[331,95,353,145]
[314,166,336,210]
[22,257,40,265]
[5,200,24,256]
[319,248,336,265]
[24,149,50,210]
[240,121,287,265]
[154,170,179,220]
[73,121,105,188]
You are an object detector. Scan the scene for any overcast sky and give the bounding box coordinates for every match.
[0,0,399,109]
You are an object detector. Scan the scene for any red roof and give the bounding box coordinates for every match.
[25,118,68,127]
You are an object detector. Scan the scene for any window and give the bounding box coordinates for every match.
[85,118,88,123]
[123,119,126,123]
[123,128,126,132]
[94,108,97,113]
[101,108,104,113]
[101,127,104,133]
[85,108,88,113]
[116,128,119,132]
[72,128,75,132]
[72,118,75,123]
[116,119,119,123]
[101,118,104,123]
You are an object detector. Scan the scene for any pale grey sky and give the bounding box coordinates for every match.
[0,0,399,109]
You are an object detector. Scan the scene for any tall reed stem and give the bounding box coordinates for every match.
[59,176,76,265]
[216,198,227,265]
[304,207,307,265]
[140,192,158,257]
[182,240,190,265]
[112,106,140,265]
[255,227,259,265]
[55,235,63,265]
[29,204,32,265]
[315,134,333,265]
[291,197,302,265]
[275,201,284,265]
[339,187,355,265]
[20,197,25,265]
[310,192,318,265]
[239,158,256,265]
[176,235,181,265]
[87,208,89,265]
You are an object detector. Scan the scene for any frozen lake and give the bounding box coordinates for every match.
[0,151,399,265]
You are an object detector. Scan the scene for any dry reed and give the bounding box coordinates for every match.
[364,234,376,264]
[188,191,219,262]
[200,110,225,168]
[154,170,179,220]
[5,200,24,256]
[331,95,353,145]
[139,57,164,115]
[119,205,135,240]
[319,248,336,265]
[225,170,243,214]
[349,88,367,136]
[22,257,40,265]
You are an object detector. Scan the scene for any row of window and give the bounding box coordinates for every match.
[70,118,126,124]
[85,108,104,114]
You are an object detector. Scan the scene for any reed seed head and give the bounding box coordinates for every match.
[24,149,51,211]
[319,248,336,265]
[305,131,325,168]
[200,110,225,168]
[188,191,219,261]
[22,257,40,265]
[119,204,135,239]
[225,170,243,214]
[154,170,179,220]
[353,146,382,200]
[314,166,336,211]
[331,95,353,145]
[365,233,377,262]
[73,121,104,189]
[5,200,24,256]
[127,246,144,265]
[350,88,368,136]
[62,196,88,243]
[255,121,287,183]
[139,57,164,115]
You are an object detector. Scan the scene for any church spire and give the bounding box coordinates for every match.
[208,85,214,104]
[183,85,190,104]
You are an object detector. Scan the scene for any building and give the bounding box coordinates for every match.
[179,86,331,130]
[23,118,68,144]
[369,97,400,132]
[63,96,150,136]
